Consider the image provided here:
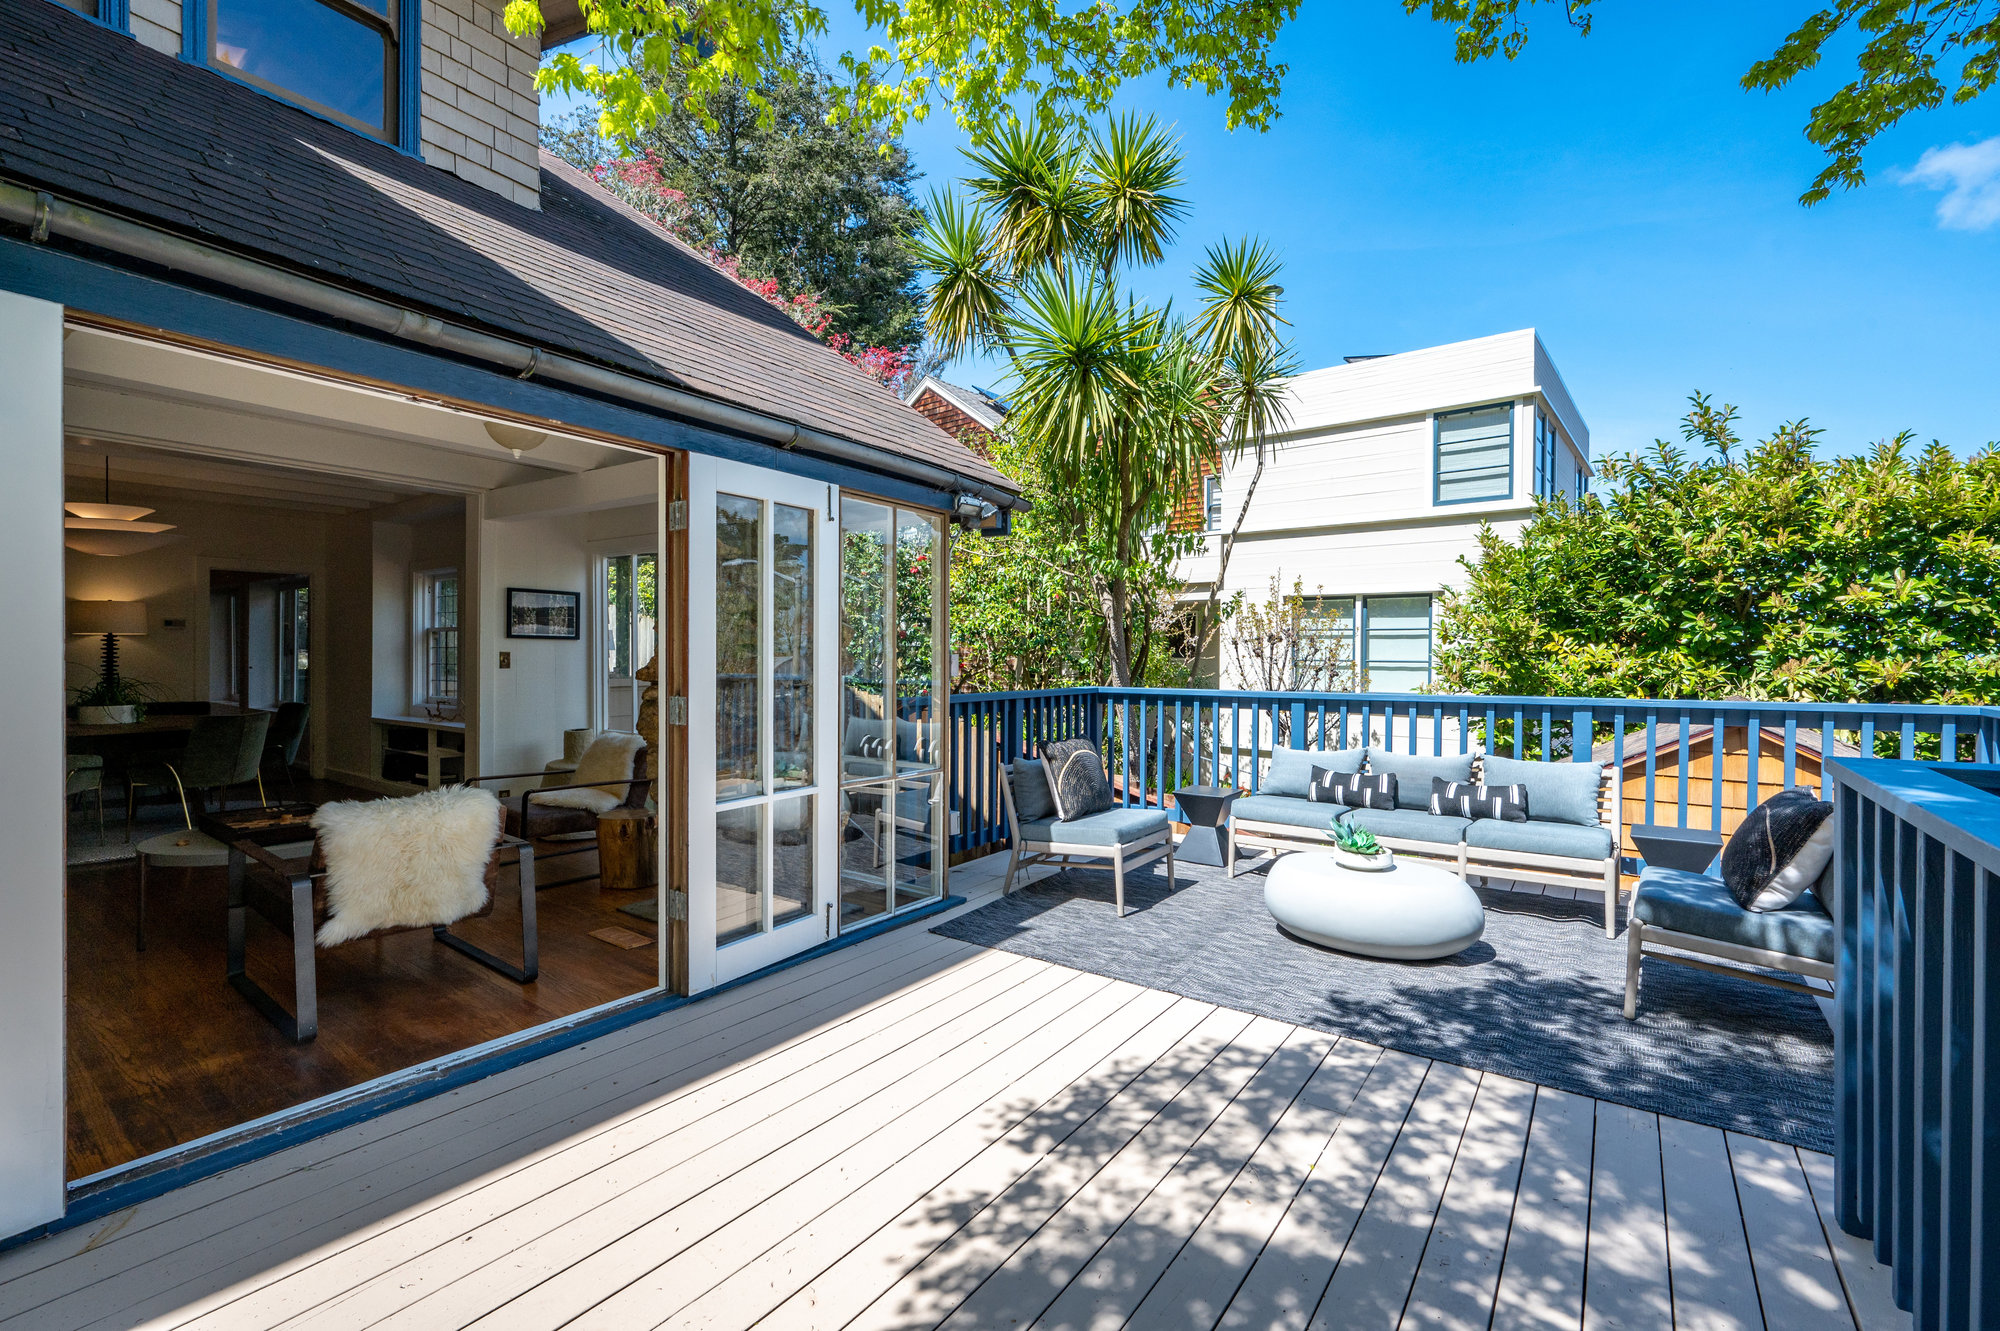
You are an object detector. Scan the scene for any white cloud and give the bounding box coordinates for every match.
[1899,135,2000,231]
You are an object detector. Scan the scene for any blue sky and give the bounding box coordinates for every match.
[550,4,1999,463]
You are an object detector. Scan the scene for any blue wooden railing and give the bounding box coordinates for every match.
[1824,757,2000,1331]
[947,686,2000,858]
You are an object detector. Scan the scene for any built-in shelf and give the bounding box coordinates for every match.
[372,715,466,790]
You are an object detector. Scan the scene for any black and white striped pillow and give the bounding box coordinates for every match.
[857,734,889,759]
[1430,777,1529,821]
[1312,771,1395,811]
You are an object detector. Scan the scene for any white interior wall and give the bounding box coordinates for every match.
[0,292,67,1235]
[479,512,599,780]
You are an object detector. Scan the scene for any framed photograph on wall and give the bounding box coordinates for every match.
[506,587,581,640]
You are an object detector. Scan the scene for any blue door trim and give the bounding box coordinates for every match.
[0,236,955,511]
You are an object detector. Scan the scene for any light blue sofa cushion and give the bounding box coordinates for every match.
[1364,749,1475,811]
[1633,867,1834,964]
[1233,793,1341,831]
[1479,755,1607,827]
[1008,762,1056,822]
[1264,745,1365,798]
[1464,817,1614,860]
[1337,807,1473,845]
[1018,806,1172,847]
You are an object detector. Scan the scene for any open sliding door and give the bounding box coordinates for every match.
[687,457,838,987]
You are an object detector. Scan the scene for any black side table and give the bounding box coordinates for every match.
[1628,822,1723,874]
[1173,785,1238,867]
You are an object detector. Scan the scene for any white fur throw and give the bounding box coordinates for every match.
[532,731,645,814]
[312,786,501,946]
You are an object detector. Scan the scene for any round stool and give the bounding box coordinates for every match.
[135,829,231,952]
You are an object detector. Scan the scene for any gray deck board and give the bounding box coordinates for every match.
[0,857,1899,1331]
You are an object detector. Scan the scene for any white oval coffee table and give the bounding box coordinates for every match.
[1263,853,1486,960]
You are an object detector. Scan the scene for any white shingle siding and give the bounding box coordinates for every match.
[420,0,542,210]
[128,0,179,55]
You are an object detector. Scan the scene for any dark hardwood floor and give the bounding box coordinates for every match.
[65,787,661,1181]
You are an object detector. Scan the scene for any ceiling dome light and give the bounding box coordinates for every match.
[484,421,548,458]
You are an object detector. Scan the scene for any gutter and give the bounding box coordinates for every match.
[0,180,1025,512]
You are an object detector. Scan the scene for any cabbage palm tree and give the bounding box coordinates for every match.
[914,114,1293,685]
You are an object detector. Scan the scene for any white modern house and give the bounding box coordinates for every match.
[1182,329,1590,689]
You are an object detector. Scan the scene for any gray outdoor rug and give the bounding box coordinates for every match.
[935,859,1834,1151]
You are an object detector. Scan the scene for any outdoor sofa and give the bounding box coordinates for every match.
[1226,745,1626,935]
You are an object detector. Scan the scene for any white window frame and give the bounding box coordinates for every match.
[413,567,460,706]
[1203,474,1223,532]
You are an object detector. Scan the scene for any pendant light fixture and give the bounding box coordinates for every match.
[64,457,182,556]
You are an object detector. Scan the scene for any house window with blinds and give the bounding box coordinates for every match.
[1434,402,1514,504]
[1362,596,1433,692]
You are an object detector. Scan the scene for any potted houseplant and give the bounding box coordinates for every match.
[1331,821,1394,871]
[73,672,155,726]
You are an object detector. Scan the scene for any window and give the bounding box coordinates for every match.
[54,0,124,23]
[1300,596,1358,690]
[1203,475,1223,532]
[201,0,402,141]
[1435,402,1514,505]
[1362,595,1433,692]
[418,570,459,704]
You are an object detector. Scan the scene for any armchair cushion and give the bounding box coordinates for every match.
[1018,807,1171,847]
[532,732,645,812]
[312,787,502,946]
[1008,761,1057,822]
[1633,866,1835,964]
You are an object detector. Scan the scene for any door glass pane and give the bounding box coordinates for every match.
[894,510,941,771]
[774,505,813,791]
[890,774,942,909]
[1363,596,1433,692]
[772,796,814,929]
[839,781,891,927]
[840,499,892,784]
[716,802,765,945]
[717,494,762,800]
[634,554,658,680]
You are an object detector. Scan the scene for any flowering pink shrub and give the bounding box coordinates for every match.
[595,152,915,395]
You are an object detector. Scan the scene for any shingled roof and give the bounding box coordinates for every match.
[0,1,1014,496]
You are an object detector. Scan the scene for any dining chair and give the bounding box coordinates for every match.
[126,711,272,839]
[263,701,310,799]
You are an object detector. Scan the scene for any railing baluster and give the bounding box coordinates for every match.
[1748,709,1762,811]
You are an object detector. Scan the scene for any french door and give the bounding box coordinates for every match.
[688,458,838,986]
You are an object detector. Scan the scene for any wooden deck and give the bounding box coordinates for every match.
[0,854,1906,1331]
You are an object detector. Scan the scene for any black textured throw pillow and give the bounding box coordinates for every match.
[1306,767,1344,804]
[1430,777,1529,821]
[1327,771,1397,811]
[1722,788,1836,911]
[856,734,889,760]
[1039,738,1114,822]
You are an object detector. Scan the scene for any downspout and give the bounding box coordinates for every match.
[0,181,1026,513]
